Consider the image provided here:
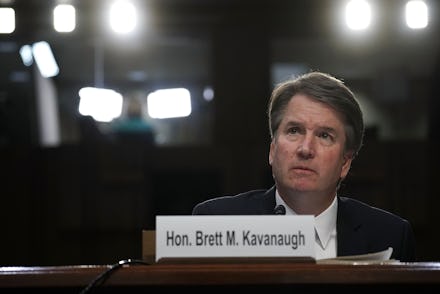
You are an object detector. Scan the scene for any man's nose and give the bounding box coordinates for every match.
[296,134,315,159]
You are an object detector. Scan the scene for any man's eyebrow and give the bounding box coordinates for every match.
[317,126,338,135]
[284,120,337,130]
[284,120,302,126]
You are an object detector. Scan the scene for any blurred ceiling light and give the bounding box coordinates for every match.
[32,41,59,78]
[53,4,76,33]
[19,44,33,66]
[78,87,123,122]
[110,1,137,34]
[345,0,371,30]
[147,88,192,119]
[406,0,428,29]
[203,86,214,102]
[0,7,15,34]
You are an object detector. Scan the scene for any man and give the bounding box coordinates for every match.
[192,71,416,261]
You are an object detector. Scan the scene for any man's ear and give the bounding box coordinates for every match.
[269,140,275,165]
[343,151,354,164]
[340,151,354,179]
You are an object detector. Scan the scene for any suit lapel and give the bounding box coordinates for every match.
[259,186,277,214]
[336,197,368,256]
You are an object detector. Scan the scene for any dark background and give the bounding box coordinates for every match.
[1,0,440,265]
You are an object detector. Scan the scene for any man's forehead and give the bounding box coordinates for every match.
[284,96,346,127]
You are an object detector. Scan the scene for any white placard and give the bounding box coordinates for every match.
[155,215,315,262]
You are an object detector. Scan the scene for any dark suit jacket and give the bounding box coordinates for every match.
[192,186,416,262]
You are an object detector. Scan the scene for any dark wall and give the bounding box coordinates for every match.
[0,138,438,265]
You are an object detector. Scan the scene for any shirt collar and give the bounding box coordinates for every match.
[314,196,337,248]
[275,190,338,249]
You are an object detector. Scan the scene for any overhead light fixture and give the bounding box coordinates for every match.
[0,7,15,34]
[203,86,214,102]
[19,44,33,66]
[345,0,371,30]
[109,1,137,34]
[78,87,123,122]
[32,41,59,78]
[147,88,192,119]
[53,4,76,33]
[406,0,428,29]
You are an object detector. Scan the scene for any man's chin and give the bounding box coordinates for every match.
[285,183,316,193]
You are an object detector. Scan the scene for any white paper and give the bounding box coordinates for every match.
[317,247,399,264]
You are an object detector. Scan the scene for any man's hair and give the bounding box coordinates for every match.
[268,71,365,158]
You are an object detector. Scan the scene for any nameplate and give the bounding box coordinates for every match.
[155,215,315,263]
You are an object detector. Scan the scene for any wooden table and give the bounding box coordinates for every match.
[1,262,439,293]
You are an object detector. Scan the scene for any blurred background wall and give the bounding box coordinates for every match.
[1,0,440,265]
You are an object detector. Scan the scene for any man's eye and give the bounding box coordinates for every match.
[318,132,332,140]
[287,127,299,134]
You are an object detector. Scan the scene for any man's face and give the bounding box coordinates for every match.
[269,94,353,196]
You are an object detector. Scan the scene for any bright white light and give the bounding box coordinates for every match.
[78,87,123,122]
[32,41,59,78]
[147,88,192,119]
[0,8,15,34]
[53,4,76,33]
[109,1,137,34]
[406,0,428,29]
[19,45,33,66]
[345,0,371,30]
[203,86,214,101]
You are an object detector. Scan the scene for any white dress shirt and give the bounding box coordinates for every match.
[275,191,337,260]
